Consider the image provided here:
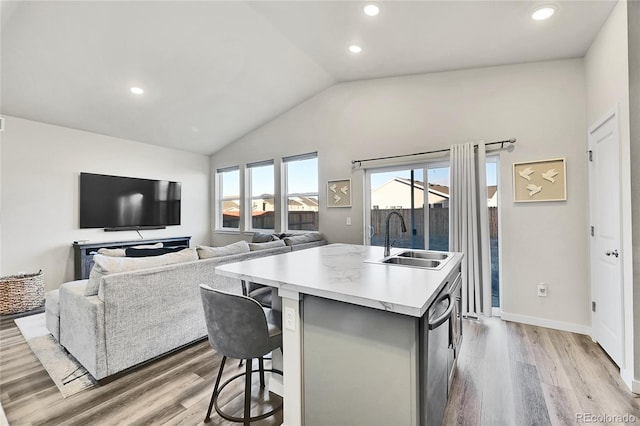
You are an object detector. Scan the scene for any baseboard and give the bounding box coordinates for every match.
[620,368,640,394]
[0,402,8,426]
[500,311,591,336]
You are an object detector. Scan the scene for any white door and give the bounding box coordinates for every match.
[588,110,623,367]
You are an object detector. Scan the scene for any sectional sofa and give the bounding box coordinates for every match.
[45,233,326,380]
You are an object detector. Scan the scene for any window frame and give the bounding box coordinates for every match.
[215,166,241,231]
[283,152,319,232]
[246,160,276,232]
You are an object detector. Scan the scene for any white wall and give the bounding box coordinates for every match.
[584,1,637,389]
[211,58,590,331]
[1,116,211,291]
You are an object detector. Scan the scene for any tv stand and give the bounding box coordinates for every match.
[72,236,191,280]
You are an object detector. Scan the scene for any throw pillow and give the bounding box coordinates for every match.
[125,246,188,258]
[196,240,250,259]
[97,248,126,257]
[248,240,286,251]
[251,232,279,243]
[283,233,324,246]
[276,232,294,239]
[96,242,163,257]
[85,248,198,296]
[131,242,163,249]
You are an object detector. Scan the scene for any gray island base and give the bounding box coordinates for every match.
[215,243,463,426]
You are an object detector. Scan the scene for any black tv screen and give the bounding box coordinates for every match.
[80,173,181,229]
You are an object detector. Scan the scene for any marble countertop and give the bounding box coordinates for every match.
[215,244,463,317]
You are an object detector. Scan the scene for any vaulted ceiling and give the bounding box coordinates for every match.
[1,1,617,155]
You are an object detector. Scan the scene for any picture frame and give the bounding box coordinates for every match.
[513,158,566,202]
[327,179,352,208]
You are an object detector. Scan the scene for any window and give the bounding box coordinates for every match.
[486,157,500,309]
[216,167,240,229]
[247,161,275,230]
[284,153,318,231]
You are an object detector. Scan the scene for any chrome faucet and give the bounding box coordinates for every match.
[384,211,407,257]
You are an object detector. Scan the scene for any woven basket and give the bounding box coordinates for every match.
[0,270,45,315]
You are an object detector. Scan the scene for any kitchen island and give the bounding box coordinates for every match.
[215,243,463,426]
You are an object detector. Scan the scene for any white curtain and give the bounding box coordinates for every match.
[449,142,492,318]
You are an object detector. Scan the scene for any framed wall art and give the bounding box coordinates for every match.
[327,179,351,208]
[513,158,566,202]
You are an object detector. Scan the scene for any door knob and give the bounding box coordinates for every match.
[605,250,619,258]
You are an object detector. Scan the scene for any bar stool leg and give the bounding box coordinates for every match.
[244,359,252,426]
[205,355,227,421]
[258,357,265,388]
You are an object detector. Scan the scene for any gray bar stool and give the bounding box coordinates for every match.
[199,284,283,425]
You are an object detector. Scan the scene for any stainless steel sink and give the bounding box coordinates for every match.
[382,257,441,268]
[396,250,449,260]
[364,249,453,270]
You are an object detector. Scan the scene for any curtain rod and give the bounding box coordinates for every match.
[351,138,516,166]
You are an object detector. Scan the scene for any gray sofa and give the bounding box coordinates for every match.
[46,235,326,380]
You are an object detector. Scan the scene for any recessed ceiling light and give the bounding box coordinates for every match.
[130,87,144,95]
[531,5,556,21]
[349,45,362,54]
[363,2,381,17]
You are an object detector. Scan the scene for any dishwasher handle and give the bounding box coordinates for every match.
[428,293,454,330]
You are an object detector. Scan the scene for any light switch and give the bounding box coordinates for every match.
[346,217,352,226]
[285,307,296,331]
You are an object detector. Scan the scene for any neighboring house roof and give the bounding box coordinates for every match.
[289,196,319,208]
[487,185,497,199]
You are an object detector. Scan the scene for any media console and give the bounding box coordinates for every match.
[72,236,192,280]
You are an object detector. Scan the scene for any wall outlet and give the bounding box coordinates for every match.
[284,307,296,331]
[537,283,548,297]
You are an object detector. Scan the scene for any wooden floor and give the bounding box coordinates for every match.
[443,318,640,426]
[1,315,638,426]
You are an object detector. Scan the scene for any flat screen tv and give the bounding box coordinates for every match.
[80,172,181,230]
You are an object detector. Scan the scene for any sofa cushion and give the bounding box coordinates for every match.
[125,246,188,257]
[197,240,250,259]
[45,289,60,316]
[248,240,286,251]
[283,233,324,246]
[251,232,279,243]
[85,248,198,296]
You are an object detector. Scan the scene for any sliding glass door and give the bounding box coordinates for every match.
[426,163,450,251]
[365,157,501,310]
[366,162,451,251]
[486,157,500,309]
[368,167,425,249]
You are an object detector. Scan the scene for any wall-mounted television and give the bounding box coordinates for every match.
[80,172,181,230]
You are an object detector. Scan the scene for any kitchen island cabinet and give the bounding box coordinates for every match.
[215,243,463,426]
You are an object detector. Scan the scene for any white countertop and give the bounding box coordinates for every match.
[215,244,463,317]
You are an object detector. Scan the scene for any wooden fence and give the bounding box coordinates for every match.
[370,207,498,239]
[223,210,318,231]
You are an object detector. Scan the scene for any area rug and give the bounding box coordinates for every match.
[14,313,97,398]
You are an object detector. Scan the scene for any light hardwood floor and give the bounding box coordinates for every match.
[1,315,638,425]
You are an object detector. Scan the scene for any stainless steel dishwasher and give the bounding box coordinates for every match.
[420,284,455,426]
